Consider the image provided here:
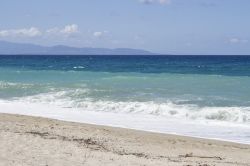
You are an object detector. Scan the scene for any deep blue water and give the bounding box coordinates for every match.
[1,55,250,76]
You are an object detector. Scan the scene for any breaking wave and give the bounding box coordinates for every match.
[12,90,250,124]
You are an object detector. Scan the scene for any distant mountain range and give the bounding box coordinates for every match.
[0,41,156,55]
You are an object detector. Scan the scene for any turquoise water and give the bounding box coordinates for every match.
[1,55,250,143]
[0,55,250,123]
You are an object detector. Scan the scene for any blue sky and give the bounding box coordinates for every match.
[0,0,250,55]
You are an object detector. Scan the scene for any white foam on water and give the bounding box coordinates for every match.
[0,99,250,144]
[16,91,250,124]
[73,66,85,69]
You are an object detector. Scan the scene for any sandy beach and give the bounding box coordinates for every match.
[0,113,250,166]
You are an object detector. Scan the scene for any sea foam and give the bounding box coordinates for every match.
[11,90,250,125]
[1,98,250,144]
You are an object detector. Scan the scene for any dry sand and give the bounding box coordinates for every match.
[0,113,250,166]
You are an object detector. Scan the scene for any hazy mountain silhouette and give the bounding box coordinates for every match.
[0,41,155,55]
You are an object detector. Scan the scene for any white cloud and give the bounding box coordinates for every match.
[0,25,113,44]
[0,25,80,39]
[60,24,79,34]
[0,27,42,37]
[139,0,171,5]
[0,24,80,39]
[93,31,108,38]
[229,38,248,44]
[93,32,103,38]
[45,24,79,37]
[0,30,9,37]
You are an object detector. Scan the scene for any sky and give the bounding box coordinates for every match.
[0,0,250,55]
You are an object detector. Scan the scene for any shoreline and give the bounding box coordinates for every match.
[1,113,250,165]
[2,112,250,146]
[1,103,250,145]
[4,112,250,146]
[1,101,250,145]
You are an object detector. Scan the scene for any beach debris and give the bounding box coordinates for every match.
[179,153,223,160]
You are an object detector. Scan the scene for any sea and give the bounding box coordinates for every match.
[0,55,250,144]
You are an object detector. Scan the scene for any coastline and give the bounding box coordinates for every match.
[2,100,250,145]
[1,113,250,166]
